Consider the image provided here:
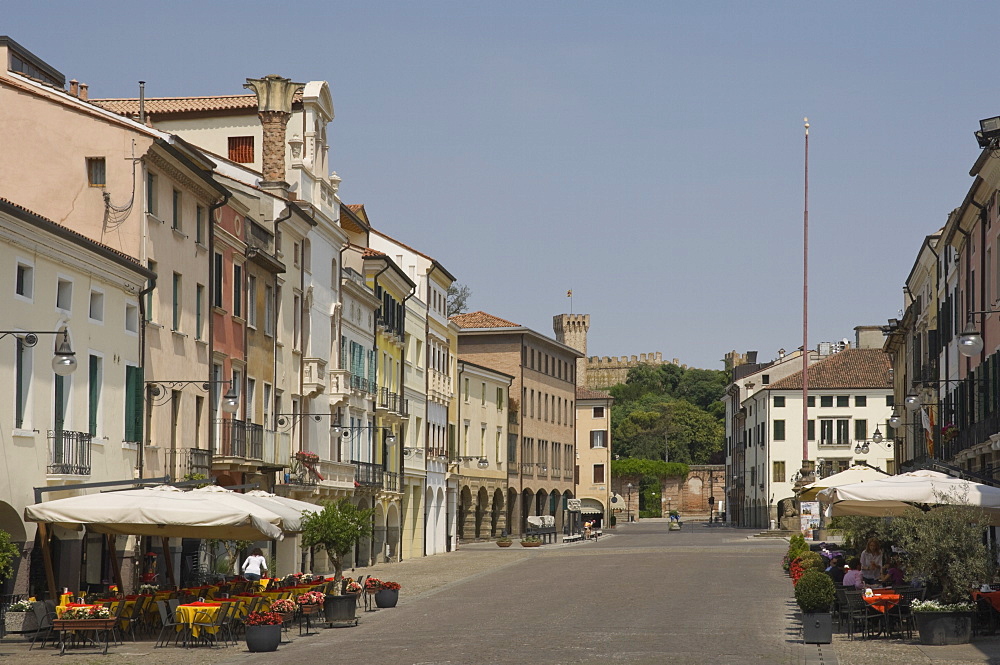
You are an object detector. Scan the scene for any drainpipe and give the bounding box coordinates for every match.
[136,275,156,480]
[206,192,230,478]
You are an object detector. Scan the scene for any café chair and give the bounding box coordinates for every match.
[154,600,184,647]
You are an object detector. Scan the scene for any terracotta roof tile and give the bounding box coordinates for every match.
[451,311,521,329]
[362,248,386,258]
[345,204,365,212]
[576,387,613,400]
[768,348,891,390]
[90,91,303,117]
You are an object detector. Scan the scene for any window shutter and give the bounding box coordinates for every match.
[89,355,99,436]
[125,365,144,443]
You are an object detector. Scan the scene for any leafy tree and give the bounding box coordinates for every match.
[300,499,374,581]
[0,529,19,582]
[446,283,472,317]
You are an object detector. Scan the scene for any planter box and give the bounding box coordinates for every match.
[915,611,974,645]
[3,612,38,634]
[520,541,541,547]
[801,612,832,644]
[323,594,358,624]
[497,541,513,547]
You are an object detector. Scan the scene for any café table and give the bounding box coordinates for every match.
[862,590,902,637]
[174,601,223,641]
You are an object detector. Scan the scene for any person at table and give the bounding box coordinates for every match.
[826,555,846,586]
[860,538,884,585]
[241,547,268,582]
[843,558,864,589]
[879,556,905,587]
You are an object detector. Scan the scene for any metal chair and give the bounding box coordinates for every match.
[189,601,231,647]
[154,600,184,647]
[28,601,56,650]
[843,590,882,640]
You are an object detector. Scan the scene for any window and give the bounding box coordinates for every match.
[86,157,106,186]
[195,284,205,340]
[146,172,157,216]
[145,260,156,322]
[773,420,785,441]
[213,253,223,307]
[820,396,833,407]
[497,387,504,411]
[195,205,205,244]
[89,290,104,322]
[773,396,785,407]
[124,365,143,443]
[593,406,605,418]
[56,278,72,311]
[246,378,256,422]
[171,190,181,230]
[886,395,895,407]
[808,419,815,440]
[292,294,301,350]
[125,302,138,334]
[15,336,31,428]
[836,419,849,444]
[264,284,274,336]
[807,396,815,407]
[15,262,33,299]
[464,378,470,402]
[88,355,102,436]
[762,374,770,385]
[263,383,272,428]
[481,382,486,405]
[836,395,849,407]
[228,136,254,163]
[247,275,257,328]
[172,272,181,331]
[854,419,867,441]
[593,463,605,484]
[773,461,786,483]
[855,396,867,407]
[233,265,242,318]
[590,430,607,448]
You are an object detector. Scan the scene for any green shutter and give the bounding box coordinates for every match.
[125,365,144,443]
[14,337,24,429]
[89,355,99,436]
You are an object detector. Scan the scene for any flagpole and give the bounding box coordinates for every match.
[802,117,811,482]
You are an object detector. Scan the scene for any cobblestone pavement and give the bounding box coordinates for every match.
[6,522,1000,664]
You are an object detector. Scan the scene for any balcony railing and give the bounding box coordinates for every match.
[47,430,92,475]
[350,374,372,394]
[184,447,212,477]
[353,460,384,487]
[215,419,263,460]
[428,369,453,401]
[377,388,408,416]
[384,471,400,493]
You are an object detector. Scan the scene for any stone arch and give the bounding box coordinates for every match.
[425,486,437,555]
[372,502,386,565]
[520,488,534,534]
[535,489,549,517]
[436,486,447,553]
[0,501,26,542]
[688,476,704,496]
[386,502,400,561]
[458,486,473,541]
[475,486,488,539]
[353,496,372,567]
[491,489,504,538]
[506,488,518,536]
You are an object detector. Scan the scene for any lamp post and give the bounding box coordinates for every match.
[626,483,633,523]
[0,329,77,375]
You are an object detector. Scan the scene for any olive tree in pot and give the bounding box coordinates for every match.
[893,500,992,645]
[300,499,374,626]
[794,570,835,644]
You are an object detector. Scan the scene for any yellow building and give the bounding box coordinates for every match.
[575,388,613,527]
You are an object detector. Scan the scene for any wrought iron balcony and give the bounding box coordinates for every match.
[349,373,372,394]
[384,471,400,493]
[184,447,212,477]
[376,388,408,416]
[47,430,92,475]
[353,460,384,487]
[215,418,263,460]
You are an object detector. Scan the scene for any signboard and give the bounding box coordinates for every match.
[567,498,582,511]
[799,501,820,536]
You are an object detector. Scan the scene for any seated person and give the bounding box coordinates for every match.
[879,556,905,587]
[843,558,864,589]
[826,555,846,586]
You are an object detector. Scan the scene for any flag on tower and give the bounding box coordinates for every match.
[566,290,572,297]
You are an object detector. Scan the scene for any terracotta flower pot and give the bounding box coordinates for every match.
[497,541,512,547]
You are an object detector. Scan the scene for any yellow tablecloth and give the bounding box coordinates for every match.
[55,604,100,618]
[175,603,222,639]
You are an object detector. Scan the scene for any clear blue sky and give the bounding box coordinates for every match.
[6,2,994,369]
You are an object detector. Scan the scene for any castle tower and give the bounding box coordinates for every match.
[553,314,590,384]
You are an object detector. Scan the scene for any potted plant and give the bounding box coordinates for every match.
[269,598,296,623]
[520,535,542,548]
[300,498,374,582]
[244,611,284,652]
[496,535,513,548]
[794,570,835,644]
[343,580,363,595]
[374,581,401,608]
[3,599,38,634]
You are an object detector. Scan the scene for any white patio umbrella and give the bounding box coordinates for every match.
[233,489,319,533]
[797,465,889,501]
[817,470,1000,525]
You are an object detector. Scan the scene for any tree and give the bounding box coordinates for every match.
[446,283,472,317]
[300,499,374,581]
[0,529,19,582]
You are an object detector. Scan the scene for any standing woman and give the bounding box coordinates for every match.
[860,538,883,585]
[241,547,268,582]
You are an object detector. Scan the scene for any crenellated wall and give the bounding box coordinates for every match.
[585,352,684,389]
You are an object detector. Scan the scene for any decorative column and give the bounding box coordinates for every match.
[244,75,305,186]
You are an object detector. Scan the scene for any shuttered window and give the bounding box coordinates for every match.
[228,136,254,163]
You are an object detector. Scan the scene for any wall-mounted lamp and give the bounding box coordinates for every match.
[904,393,921,411]
[1,329,77,375]
[331,424,396,444]
[450,456,489,469]
[147,379,238,413]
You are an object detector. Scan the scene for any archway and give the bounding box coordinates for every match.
[506,488,518,536]
[475,487,488,539]
[520,488,534,534]
[436,487,447,552]
[372,503,386,565]
[458,486,472,541]
[386,502,400,561]
[353,496,372,568]
[491,489,504,537]
[425,486,436,555]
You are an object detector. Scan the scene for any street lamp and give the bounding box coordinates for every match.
[331,424,397,444]
[626,483,633,523]
[147,380,239,413]
[0,329,77,375]
[854,426,888,455]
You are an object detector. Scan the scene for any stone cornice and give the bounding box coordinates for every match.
[146,150,221,204]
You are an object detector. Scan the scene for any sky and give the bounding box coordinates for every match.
[5,2,995,370]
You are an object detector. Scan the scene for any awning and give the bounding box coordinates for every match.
[580,498,605,515]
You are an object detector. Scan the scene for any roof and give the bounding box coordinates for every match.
[90,91,304,118]
[369,226,457,282]
[576,387,613,401]
[768,348,891,390]
[362,247,386,258]
[451,311,521,329]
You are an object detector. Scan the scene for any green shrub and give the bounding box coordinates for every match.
[797,550,824,573]
[794,570,835,613]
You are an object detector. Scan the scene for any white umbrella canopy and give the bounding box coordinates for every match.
[235,489,319,533]
[24,485,285,540]
[817,470,1000,525]
[797,465,889,501]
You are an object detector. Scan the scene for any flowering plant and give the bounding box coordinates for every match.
[62,605,111,620]
[380,581,401,591]
[911,599,975,613]
[270,599,296,614]
[296,591,325,605]
[344,581,362,594]
[294,451,320,464]
[7,600,33,612]
[942,423,959,442]
[244,611,285,626]
[138,584,159,594]
[363,577,383,591]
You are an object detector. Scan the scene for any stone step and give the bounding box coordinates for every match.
[752,530,797,538]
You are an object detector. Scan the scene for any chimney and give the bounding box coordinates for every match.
[244,75,305,188]
[139,81,146,124]
[79,83,88,101]
[746,351,758,364]
[69,79,78,97]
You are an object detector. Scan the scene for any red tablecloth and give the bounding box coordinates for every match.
[863,592,901,613]
[973,590,1000,612]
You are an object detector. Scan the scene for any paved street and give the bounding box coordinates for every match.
[11,522,1000,664]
